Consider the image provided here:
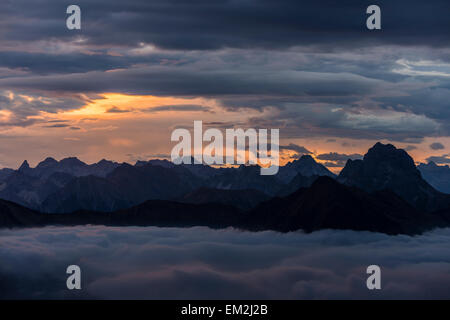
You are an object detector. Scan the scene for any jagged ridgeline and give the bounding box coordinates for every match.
[0,143,449,235]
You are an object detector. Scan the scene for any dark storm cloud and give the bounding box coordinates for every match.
[0,90,86,127]
[317,152,364,162]
[1,226,450,299]
[247,102,441,142]
[144,104,212,113]
[426,155,450,164]
[106,104,212,114]
[0,65,383,97]
[430,142,445,150]
[0,0,448,143]
[106,106,131,113]
[1,0,449,50]
[321,161,344,168]
[1,51,446,140]
[0,51,136,75]
[404,145,418,151]
[317,152,363,166]
[279,144,312,155]
[44,124,70,128]
[375,86,450,135]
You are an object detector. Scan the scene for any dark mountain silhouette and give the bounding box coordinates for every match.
[0,142,449,225]
[2,176,449,235]
[277,155,335,183]
[0,153,336,212]
[106,163,204,202]
[178,187,270,210]
[81,200,240,228]
[0,167,14,180]
[28,157,119,179]
[338,142,450,212]
[418,162,450,194]
[140,158,218,178]
[18,160,32,174]
[1,200,241,230]
[0,157,120,210]
[0,170,73,210]
[136,159,175,168]
[277,173,320,197]
[0,199,45,228]
[41,163,204,213]
[41,175,133,213]
[208,165,284,195]
[241,176,447,235]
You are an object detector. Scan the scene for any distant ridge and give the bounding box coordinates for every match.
[418,162,450,194]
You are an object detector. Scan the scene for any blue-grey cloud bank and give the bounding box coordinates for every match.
[1,226,450,299]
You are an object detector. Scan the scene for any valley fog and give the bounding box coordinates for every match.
[1,226,450,299]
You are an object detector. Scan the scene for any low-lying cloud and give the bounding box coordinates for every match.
[1,226,450,299]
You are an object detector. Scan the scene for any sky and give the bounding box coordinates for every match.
[0,0,449,171]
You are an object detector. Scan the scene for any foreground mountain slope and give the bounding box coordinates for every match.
[242,176,445,235]
[178,187,270,210]
[40,200,241,229]
[0,199,45,228]
[277,173,320,197]
[2,176,448,235]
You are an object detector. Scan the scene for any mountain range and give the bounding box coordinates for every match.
[0,154,333,213]
[0,142,449,235]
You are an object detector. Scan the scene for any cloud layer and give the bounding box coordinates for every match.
[1,226,450,299]
[1,0,449,50]
[0,0,448,168]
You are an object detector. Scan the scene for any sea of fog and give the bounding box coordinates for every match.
[1,226,450,299]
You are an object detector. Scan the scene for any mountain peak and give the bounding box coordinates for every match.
[425,161,439,167]
[36,157,58,168]
[368,142,397,154]
[18,160,30,171]
[96,159,117,166]
[293,154,319,165]
[282,154,335,180]
[364,142,415,168]
[299,154,314,161]
[338,142,443,211]
[59,157,86,167]
[373,141,394,149]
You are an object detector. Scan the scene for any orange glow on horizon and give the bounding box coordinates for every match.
[0,92,444,170]
[58,93,216,118]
